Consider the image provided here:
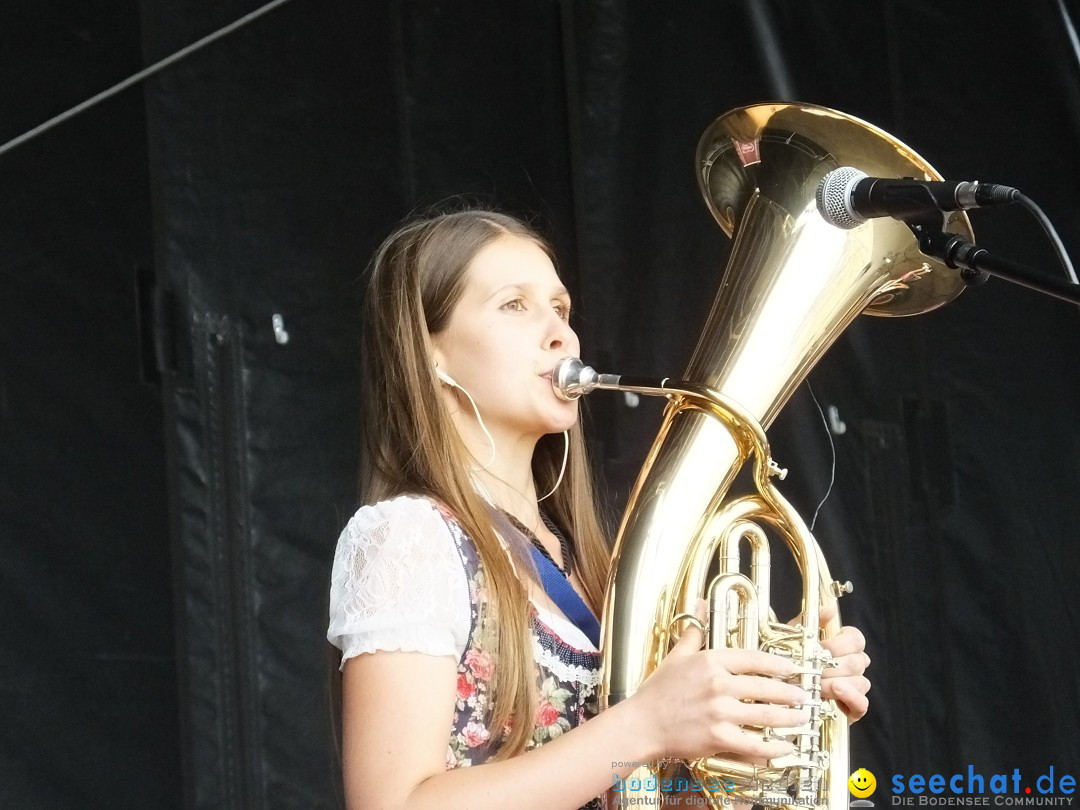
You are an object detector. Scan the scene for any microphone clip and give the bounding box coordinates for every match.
[906,220,990,287]
[908,222,1080,305]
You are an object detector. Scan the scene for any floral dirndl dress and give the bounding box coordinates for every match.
[437,504,604,810]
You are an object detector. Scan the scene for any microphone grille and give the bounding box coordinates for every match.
[816,166,867,230]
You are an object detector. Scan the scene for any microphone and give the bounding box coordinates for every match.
[815,166,1018,229]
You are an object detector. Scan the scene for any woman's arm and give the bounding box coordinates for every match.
[343,649,644,809]
[342,621,809,810]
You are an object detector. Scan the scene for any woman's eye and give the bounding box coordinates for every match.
[554,303,571,322]
[501,298,526,312]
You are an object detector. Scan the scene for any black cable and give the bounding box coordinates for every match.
[806,381,837,534]
[1015,191,1079,286]
[0,0,298,160]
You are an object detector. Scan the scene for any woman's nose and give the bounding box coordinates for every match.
[544,313,577,352]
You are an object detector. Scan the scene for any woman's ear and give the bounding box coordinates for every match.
[430,343,445,372]
[430,352,456,387]
[435,367,458,388]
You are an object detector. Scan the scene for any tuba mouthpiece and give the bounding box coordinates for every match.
[552,357,598,400]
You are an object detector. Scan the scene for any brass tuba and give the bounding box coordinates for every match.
[558,103,974,808]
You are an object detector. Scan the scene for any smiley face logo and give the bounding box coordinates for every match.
[848,768,877,798]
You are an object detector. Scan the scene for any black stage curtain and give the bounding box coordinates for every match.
[0,0,178,806]
[2,1,1078,807]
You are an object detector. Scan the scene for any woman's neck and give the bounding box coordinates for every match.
[472,446,541,526]
[446,397,543,523]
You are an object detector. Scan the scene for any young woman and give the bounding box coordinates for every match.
[327,209,870,809]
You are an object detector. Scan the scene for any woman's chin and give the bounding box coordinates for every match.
[549,407,579,434]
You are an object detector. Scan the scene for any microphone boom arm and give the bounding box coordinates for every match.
[911,224,1080,306]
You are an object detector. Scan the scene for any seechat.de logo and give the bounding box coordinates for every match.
[850,768,878,801]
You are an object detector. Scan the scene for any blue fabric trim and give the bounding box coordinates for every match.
[529,545,601,648]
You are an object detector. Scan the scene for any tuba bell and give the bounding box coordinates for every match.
[558,103,974,808]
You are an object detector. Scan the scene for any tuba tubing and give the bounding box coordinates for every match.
[560,102,974,808]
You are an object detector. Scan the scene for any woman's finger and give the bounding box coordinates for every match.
[822,675,871,722]
[714,731,796,762]
[821,651,871,679]
[722,672,807,707]
[723,699,811,731]
[667,598,710,657]
[820,625,866,658]
[716,648,797,679]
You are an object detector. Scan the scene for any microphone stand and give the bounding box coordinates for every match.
[907,221,1080,306]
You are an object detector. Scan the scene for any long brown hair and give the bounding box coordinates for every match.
[358,208,609,758]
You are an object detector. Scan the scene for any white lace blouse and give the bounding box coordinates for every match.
[327,494,597,667]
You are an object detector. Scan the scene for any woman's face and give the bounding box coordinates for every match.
[432,235,580,445]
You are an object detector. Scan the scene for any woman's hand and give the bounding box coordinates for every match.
[626,601,810,764]
[819,602,871,722]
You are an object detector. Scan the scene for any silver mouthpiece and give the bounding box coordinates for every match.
[552,357,599,401]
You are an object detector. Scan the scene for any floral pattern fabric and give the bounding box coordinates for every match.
[435,503,603,809]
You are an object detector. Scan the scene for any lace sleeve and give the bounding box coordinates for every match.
[327,495,471,668]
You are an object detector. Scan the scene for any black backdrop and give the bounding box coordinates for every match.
[2,1,1079,807]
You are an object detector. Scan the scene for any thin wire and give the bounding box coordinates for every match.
[1015,192,1079,285]
[1055,0,1080,78]
[0,0,298,159]
[438,372,497,469]
[806,381,836,533]
[537,430,569,502]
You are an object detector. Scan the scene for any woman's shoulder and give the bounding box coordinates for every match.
[329,493,475,663]
[344,493,443,527]
[336,493,473,564]
[343,492,461,534]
